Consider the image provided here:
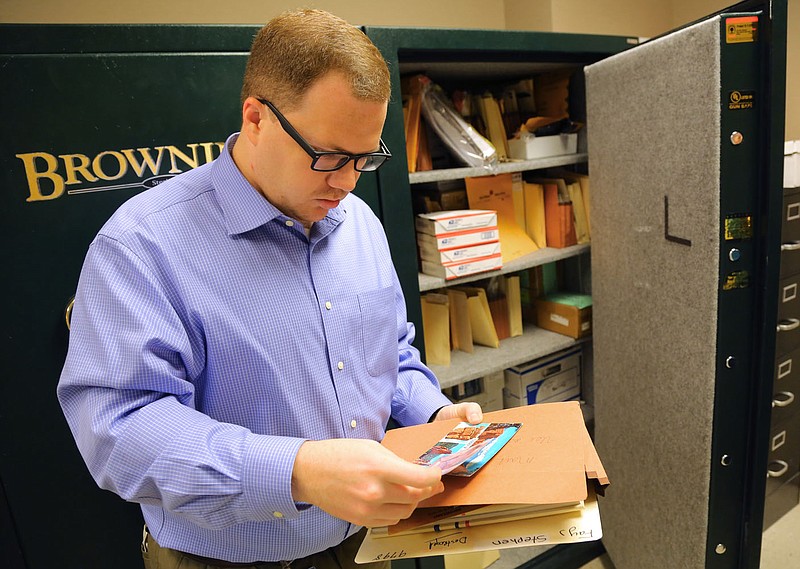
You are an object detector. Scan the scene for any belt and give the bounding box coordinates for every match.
[180,551,302,568]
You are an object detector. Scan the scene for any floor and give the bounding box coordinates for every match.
[486,503,800,569]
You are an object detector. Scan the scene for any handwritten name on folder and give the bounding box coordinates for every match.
[356,401,609,563]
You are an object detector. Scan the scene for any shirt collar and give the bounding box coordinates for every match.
[211,133,347,236]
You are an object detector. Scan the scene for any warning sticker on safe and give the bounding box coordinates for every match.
[725,16,758,43]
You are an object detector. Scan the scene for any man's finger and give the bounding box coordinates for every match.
[383,458,443,488]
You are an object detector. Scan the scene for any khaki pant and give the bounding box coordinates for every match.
[141,526,389,569]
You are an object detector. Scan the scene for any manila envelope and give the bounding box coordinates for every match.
[452,287,499,349]
[421,293,450,366]
[380,401,608,508]
[465,174,539,263]
[446,289,473,353]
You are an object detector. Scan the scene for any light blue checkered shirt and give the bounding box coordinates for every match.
[57,133,450,563]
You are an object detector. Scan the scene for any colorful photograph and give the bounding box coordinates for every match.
[413,422,522,476]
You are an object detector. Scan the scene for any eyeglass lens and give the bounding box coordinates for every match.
[313,153,388,172]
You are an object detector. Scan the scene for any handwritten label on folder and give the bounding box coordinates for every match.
[355,488,602,563]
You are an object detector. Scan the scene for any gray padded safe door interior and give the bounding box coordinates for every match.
[586,17,721,569]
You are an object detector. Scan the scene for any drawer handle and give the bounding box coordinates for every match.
[782,241,800,251]
[777,318,800,332]
[767,460,789,478]
[772,391,795,407]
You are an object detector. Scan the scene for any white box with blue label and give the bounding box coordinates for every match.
[503,346,582,407]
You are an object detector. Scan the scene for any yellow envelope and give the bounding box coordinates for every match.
[465,174,539,263]
[453,287,499,348]
[421,293,450,366]
[446,289,473,354]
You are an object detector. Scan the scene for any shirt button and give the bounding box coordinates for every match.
[325,301,332,310]
[350,419,357,429]
[285,220,294,227]
[272,511,284,519]
[337,361,344,370]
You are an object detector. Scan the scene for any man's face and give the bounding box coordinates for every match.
[248,72,388,227]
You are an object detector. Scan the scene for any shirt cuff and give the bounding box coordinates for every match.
[240,433,307,521]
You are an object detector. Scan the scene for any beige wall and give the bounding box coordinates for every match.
[2,0,795,139]
[0,0,505,28]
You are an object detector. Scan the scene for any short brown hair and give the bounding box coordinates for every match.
[241,9,390,110]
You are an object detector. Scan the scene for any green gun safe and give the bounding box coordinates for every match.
[0,1,789,568]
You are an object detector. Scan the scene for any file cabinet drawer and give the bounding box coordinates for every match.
[782,187,800,242]
[780,242,800,278]
[765,416,800,497]
[778,275,800,321]
[773,347,800,427]
[763,472,800,530]
[776,314,800,357]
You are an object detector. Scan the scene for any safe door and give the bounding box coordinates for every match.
[587,1,786,568]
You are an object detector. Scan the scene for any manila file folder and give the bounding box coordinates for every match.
[355,402,609,563]
[380,401,608,508]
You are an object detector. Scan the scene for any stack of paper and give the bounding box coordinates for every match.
[356,402,608,563]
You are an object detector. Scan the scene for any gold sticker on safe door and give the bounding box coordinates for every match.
[725,16,758,43]
[728,90,755,111]
[724,271,750,291]
[725,215,753,240]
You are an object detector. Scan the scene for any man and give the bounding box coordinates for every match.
[57,9,481,569]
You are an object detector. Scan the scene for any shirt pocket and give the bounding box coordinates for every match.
[358,286,398,377]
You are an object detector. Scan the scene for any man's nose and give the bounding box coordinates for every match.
[327,162,360,193]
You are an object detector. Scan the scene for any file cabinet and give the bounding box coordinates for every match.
[767,183,800,527]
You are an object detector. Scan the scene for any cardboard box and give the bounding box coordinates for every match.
[421,253,502,281]
[412,185,469,213]
[418,240,501,264]
[535,293,592,339]
[443,371,504,412]
[415,209,497,236]
[507,133,577,161]
[786,140,800,189]
[503,346,582,407]
[417,226,500,255]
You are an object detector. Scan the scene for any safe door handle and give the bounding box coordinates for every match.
[767,460,789,478]
[777,318,800,332]
[773,391,795,408]
[781,241,800,251]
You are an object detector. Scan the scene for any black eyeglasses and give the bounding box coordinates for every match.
[258,98,391,172]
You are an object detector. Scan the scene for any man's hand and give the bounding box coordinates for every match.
[291,438,444,527]
[432,402,483,424]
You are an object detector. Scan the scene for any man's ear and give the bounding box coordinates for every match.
[240,97,267,144]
